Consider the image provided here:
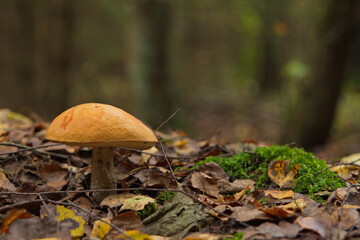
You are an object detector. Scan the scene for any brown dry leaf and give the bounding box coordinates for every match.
[198,162,229,181]
[327,187,360,206]
[338,208,360,230]
[264,190,294,199]
[0,169,16,191]
[231,206,271,222]
[100,193,155,211]
[39,163,67,189]
[0,145,17,158]
[6,216,71,240]
[111,211,144,231]
[133,167,177,189]
[218,179,255,194]
[330,164,358,179]
[191,172,220,198]
[296,216,336,238]
[0,208,31,234]
[234,185,251,201]
[268,160,300,188]
[210,205,232,220]
[259,206,297,218]
[256,221,301,239]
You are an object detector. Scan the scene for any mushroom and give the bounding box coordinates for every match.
[45,103,158,203]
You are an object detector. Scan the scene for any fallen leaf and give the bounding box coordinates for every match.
[282,199,307,212]
[341,153,360,166]
[234,185,250,201]
[330,164,358,179]
[184,232,224,240]
[42,205,85,238]
[218,179,255,194]
[100,193,155,211]
[31,238,63,240]
[257,221,301,238]
[264,190,294,199]
[141,146,158,164]
[231,206,271,222]
[259,206,297,218]
[92,218,111,239]
[0,208,31,233]
[0,169,16,191]
[39,163,67,189]
[115,230,152,240]
[198,162,229,181]
[191,172,220,198]
[110,211,144,231]
[296,216,335,238]
[268,160,300,188]
[7,216,71,240]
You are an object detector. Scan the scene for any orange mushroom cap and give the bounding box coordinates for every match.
[45,103,158,149]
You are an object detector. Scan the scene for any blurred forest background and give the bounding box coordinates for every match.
[0,0,359,158]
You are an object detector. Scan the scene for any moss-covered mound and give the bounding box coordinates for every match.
[196,145,345,194]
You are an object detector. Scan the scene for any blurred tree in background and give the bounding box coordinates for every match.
[0,0,359,153]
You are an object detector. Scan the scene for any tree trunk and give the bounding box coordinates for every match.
[293,0,358,150]
[126,0,175,127]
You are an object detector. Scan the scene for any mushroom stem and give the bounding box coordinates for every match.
[91,147,116,203]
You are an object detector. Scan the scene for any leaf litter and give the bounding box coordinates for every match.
[0,109,359,239]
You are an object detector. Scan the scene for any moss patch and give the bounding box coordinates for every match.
[195,145,345,194]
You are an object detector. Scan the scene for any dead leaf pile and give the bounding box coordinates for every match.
[0,109,359,239]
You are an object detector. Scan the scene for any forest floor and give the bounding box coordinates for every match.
[0,109,359,240]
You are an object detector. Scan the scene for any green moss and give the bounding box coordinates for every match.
[195,145,345,194]
[223,232,244,240]
[156,191,175,204]
[136,202,158,219]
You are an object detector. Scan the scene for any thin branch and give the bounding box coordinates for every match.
[0,142,67,159]
[156,108,181,132]
[158,141,177,183]
[314,161,360,175]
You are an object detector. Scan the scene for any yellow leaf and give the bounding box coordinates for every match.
[341,153,360,166]
[116,230,152,240]
[141,146,158,164]
[174,139,187,148]
[282,199,307,213]
[92,218,111,239]
[268,160,300,188]
[234,185,250,201]
[32,238,62,240]
[55,205,85,237]
[264,190,294,199]
[329,165,354,179]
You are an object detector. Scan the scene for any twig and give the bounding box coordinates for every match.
[0,199,44,212]
[158,141,178,183]
[314,161,360,175]
[156,108,181,132]
[0,142,67,159]
[116,146,251,160]
[38,193,51,216]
